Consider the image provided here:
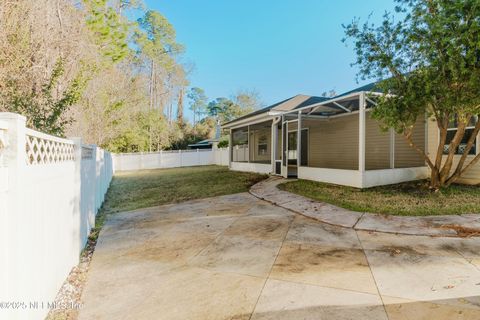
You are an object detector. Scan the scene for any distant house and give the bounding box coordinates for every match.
[187,138,218,150]
[188,121,221,150]
[222,83,480,188]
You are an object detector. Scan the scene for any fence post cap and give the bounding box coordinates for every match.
[68,137,82,144]
[0,112,26,122]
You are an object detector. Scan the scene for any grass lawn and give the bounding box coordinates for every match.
[102,165,267,214]
[279,179,480,216]
[87,165,266,251]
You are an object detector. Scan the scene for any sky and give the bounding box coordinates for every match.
[144,0,397,121]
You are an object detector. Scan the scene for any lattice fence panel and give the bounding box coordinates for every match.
[26,134,75,165]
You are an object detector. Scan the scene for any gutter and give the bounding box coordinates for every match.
[221,112,272,129]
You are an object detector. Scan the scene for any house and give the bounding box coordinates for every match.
[187,121,222,149]
[187,138,218,150]
[222,83,480,188]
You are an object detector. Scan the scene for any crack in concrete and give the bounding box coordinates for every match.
[355,229,391,320]
[247,211,294,320]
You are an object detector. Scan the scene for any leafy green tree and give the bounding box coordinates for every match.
[136,10,182,59]
[233,89,264,112]
[167,119,213,150]
[9,60,88,136]
[144,109,170,151]
[187,87,208,125]
[344,0,480,189]
[217,136,229,148]
[105,109,169,152]
[207,97,254,124]
[84,0,130,63]
[135,10,184,113]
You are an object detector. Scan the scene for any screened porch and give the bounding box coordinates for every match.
[277,91,428,188]
[229,120,274,174]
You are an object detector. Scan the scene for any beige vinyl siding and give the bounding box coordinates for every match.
[394,115,426,168]
[427,117,438,157]
[304,115,359,170]
[249,128,271,163]
[427,119,480,185]
[365,113,390,170]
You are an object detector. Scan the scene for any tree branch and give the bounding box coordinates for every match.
[445,119,480,186]
[458,153,480,177]
[434,116,448,169]
[439,116,469,182]
[454,119,480,170]
[403,129,435,169]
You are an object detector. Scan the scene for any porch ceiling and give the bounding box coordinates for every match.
[249,120,272,130]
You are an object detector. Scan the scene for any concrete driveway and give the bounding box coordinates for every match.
[79,193,480,320]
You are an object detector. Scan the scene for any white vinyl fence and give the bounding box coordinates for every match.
[0,113,113,320]
[113,147,229,171]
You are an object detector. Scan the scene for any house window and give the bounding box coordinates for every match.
[257,133,268,156]
[444,115,478,155]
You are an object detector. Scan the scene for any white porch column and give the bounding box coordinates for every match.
[281,115,285,168]
[228,128,232,168]
[297,110,302,167]
[281,115,287,177]
[271,120,277,173]
[247,125,250,163]
[359,92,366,174]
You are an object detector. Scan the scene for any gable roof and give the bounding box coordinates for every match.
[222,81,382,128]
[333,81,381,99]
[187,138,218,148]
[222,94,329,127]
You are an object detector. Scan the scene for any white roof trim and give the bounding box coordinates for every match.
[223,114,273,130]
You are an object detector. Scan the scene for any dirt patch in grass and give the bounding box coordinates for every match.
[279,179,480,216]
[46,165,267,319]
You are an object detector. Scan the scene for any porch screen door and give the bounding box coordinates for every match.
[286,129,308,166]
[287,131,297,165]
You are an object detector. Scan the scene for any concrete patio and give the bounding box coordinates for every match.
[79,192,480,320]
[251,177,480,237]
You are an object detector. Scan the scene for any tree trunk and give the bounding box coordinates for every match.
[177,87,184,124]
[193,106,196,126]
[390,103,480,190]
[149,59,154,111]
[444,120,480,186]
[430,168,441,189]
[439,119,468,184]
